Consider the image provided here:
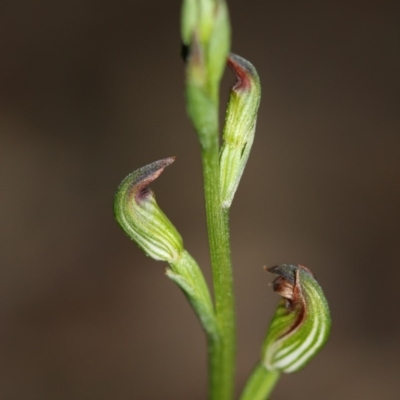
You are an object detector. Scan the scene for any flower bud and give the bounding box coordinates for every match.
[181,0,230,88]
[114,157,183,262]
[182,1,230,148]
[262,264,331,373]
[220,53,261,208]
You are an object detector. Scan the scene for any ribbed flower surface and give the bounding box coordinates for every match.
[114,157,183,262]
[262,264,331,373]
[219,53,261,208]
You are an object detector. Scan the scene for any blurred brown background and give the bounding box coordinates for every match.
[1,0,399,399]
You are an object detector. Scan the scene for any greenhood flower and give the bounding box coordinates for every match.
[220,53,261,208]
[114,158,218,340]
[262,264,331,373]
[114,157,183,262]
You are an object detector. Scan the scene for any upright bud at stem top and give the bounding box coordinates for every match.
[182,0,230,148]
[181,0,230,91]
[114,158,183,262]
[262,264,331,373]
[220,53,261,208]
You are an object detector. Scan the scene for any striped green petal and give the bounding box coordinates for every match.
[219,53,261,208]
[114,157,183,262]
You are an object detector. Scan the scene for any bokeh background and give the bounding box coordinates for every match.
[1,1,399,399]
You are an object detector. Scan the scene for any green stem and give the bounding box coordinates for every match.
[239,364,280,400]
[201,141,236,400]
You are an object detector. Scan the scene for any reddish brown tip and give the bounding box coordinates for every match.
[127,157,176,202]
[228,53,255,92]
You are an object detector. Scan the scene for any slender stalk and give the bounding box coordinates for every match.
[201,138,235,400]
[182,2,234,395]
[239,365,280,400]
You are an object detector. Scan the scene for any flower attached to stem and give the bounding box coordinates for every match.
[114,158,219,340]
[220,53,261,208]
[181,0,230,149]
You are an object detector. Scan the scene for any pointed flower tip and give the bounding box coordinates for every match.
[114,157,183,262]
[228,53,259,92]
[262,264,331,373]
[126,156,176,203]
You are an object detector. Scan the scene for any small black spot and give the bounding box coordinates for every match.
[181,43,190,63]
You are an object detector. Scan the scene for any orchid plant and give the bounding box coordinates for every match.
[114,1,331,399]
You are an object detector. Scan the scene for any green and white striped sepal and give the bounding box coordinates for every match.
[114,157,183,263]
[262,264,331,373]
[219,53,261,209]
